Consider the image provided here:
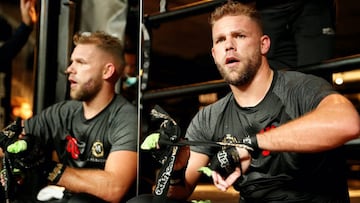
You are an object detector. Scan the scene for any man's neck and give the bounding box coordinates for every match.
[82,92,115,119]
[231,66,274,108]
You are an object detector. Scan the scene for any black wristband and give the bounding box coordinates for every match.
[47,163,66,184]
[242,135,259,158]
[209,147,240,177]
[242,135,258,149]
[170,167,186,186]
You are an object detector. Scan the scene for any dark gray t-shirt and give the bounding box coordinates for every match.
[25,94,137,169]
[186,70,349,202]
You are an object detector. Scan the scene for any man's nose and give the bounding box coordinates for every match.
[65,63,74,75]
[225,38,236,51]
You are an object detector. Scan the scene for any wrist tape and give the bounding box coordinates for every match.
[47,162,66,184]
[242,135,259,157]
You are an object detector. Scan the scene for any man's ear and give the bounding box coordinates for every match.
[211,47,216,61]
[260,35,270,55]
[103,63,116,79]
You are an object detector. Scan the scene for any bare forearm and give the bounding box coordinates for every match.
[258,94,360,152]
[58,167,133,203]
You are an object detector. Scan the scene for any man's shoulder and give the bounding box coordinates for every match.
[112,94,137,113]
[198,93,232,117]
[277,70,332,90]
[278,70,324,81]
[46,100,82,112]
[104,95,137,124]
[278,69,306,78]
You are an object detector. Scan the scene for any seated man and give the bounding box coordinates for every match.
[130,2,360,203]
[0,31,138,203]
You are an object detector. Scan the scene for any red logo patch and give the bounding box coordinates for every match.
[66,135,80,159]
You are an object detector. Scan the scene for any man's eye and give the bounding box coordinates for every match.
[236,34,246,39]
[216,38,225,44]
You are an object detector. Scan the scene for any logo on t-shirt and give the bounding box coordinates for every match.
[92,141,104,158]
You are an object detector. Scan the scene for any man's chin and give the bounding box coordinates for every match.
[69,92,80,101]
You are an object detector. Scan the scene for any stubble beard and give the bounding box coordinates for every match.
[70,79,101,101]
[217,52,262,86]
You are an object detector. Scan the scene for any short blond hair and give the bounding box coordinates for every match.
[73,31,125,77]
[209,1,263,34]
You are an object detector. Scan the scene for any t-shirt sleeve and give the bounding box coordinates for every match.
[24,101,76,144]
[185,95,229,157]
[286,72,337,114]
[109,102,138,152]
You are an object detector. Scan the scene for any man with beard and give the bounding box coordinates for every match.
[0,31,137,203]
[134,2,359,203]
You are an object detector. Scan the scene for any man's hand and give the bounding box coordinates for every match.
[210,147,251,191]
[212,167,242,192]
[6,135,66,184]
[6,134,46,170]
[208,147,240,177]
[143,105,183,165]
[20,0,37,26]
[0,118,23,151]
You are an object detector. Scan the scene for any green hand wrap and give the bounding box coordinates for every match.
[140,133,160,150]
[198,167,213,177]
[7,140,27,154]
